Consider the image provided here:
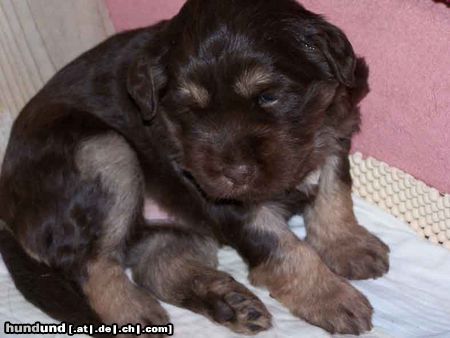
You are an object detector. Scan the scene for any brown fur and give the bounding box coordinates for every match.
[304,156,390,279]
[75,133,143,253]
[83,257,168,338]
[75,133,169,337]
[248,204,373,334]
[0,0,387,336]
[128,225,272,335]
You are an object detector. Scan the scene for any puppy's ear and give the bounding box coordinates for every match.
[311,23,356,87]
[127,55,167,123]
[350,57,370,104]
[301,80,339,114]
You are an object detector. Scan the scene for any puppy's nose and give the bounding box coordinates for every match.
[223,164,254,185]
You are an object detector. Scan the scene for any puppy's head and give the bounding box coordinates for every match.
[128,0,360,203]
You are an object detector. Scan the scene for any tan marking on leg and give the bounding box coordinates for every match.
[132,231,219,300]
[247,202,373,334]
[75,133,143,252]
[304,156,356,238]
[249,203,325,288]
[131,228,271,335]
[75,134,173,332]
[304,156,390,280]
[83,257,168,328]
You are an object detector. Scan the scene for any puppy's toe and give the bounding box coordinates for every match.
[223,291,272,334]
[328,283,373,334]
[198,276,272,335]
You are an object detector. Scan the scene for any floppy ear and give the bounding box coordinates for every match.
[282,8,356,87]
[127,55,167,123]
[310,23,356,87]
[300,80,339,115]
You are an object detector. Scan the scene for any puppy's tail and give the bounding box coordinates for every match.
[0,223,101,329]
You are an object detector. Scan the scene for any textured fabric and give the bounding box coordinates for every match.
[1,197,450,338]
[349,153,450,248]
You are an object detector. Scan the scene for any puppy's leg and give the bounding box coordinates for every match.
[7,128,169,336]
[226,204,373,335]
[304,155,389,280]
[74,133,169,335]
[129,225,272,335]
[82,258,167,328]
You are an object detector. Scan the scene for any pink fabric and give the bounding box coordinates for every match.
[106,0,450,193]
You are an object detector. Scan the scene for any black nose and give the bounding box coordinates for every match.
[223,164,254,185]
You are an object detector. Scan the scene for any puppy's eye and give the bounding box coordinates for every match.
[257,93,278,106]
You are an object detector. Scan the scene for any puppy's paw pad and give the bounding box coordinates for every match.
[224,291,271,334]
[206,282,272,334]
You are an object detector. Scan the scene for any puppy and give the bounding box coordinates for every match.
[0,0,389,336]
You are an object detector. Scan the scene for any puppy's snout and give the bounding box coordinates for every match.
[222,164,254,185]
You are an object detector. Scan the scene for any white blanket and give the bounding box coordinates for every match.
[1,197,450,338]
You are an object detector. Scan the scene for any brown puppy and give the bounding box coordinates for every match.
[0,0,389,336]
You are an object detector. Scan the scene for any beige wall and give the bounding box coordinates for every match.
[0,0,114,168]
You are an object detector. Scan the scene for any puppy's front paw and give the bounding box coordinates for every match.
[192,274,272,335]
[308,226,390,280]
[294,276,373,335]
[250,246,373,335]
